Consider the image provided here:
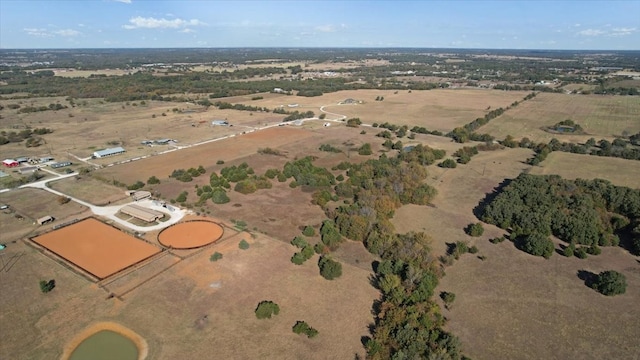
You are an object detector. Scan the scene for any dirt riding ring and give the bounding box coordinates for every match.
[158,220,224,249]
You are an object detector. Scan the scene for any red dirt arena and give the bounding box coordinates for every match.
[157,220,224,249]
[32,218,160,279]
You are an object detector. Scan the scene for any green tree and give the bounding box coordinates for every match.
[465,223,484,237]
[302,226,315,237]
[255,300,280,319]
[147,175,160,184]
[209,252,223,262]
[239,239,250,250]
[318,256,342,280]
[591,270,627,296]
[292,320,319,338]
[521,233,554,259]
[358,143,373,155]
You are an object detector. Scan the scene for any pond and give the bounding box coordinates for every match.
[69,330,138,360]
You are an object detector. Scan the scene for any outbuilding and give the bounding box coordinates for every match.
[93,147,125,158]
[37,215,54,225]
[2,159,19,168]
[211,120,229,126]
[120,204,164,223]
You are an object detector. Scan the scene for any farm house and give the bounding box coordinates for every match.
[93,147,125,158]
[2,159,19,167]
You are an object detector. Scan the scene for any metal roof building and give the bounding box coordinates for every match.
[120,204,164,223]
[93,147,125,158]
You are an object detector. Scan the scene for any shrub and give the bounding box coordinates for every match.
[255,300,280,319]
[438,159,457,168]
[291,236,308,248]
[292,321,318,338]
[358,143,372,155]
[562,243,575,257]
[239,239,250,250]
[209,252,223,262]
[216,160,225,165]
[440,291,456,309]
[291,252,306,265]
[465,223,484,237]
[575,246,588,259]
[302,226,315,237]
[57,196,71,205]
[521,233,554,259]
[318,256,342,280]
[39,279,55,293]
[591,270,627,296]
[127,180,145,190]
[468,245,479,254]
[147,175,160,184]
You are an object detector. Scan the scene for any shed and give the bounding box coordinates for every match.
[39,157,54,163]
[37,215,54,225]
[93,147,125,158]
[19,166,39,174]
[212,120,229,126]
[51,161,72,169]
[2,159,19,168]
[132,191,151,201]
[15,157,29,163]
[120,204,164,223]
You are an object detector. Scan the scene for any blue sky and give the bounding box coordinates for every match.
[1,0,639,49]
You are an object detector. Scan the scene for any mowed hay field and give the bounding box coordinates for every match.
[438,241,640,360]
[481,93,640,143]
[250,89,529,132]
[529,152,640,189]
[0,232,378,359]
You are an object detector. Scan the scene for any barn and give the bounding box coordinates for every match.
[2,159,19,168]
[120,204,164,223]
[93,147,125,158]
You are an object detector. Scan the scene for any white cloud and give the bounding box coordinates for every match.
[24,27,81,37]
[180,28,195,33]
[23,28,52,37]
[55,29,80,37]
[577,29,605,36]
[123,16,206,30]
[611,27,637,36]
[577,27,636,37]
[112,0,132,3]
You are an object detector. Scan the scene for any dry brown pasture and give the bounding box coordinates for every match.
[0,95,289,161]
[249,89,529,132]
[481,93,640,143]
[48,176,130,205]
[528,151,640,189]
[0,187,89,242]
[438,238,640,360]
[0,226,378,360]
[391,146,640,359]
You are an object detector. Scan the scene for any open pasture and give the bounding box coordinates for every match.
[48,176,129,205]
[32,217,161,279]
[249,89,528,132]
[438,236,640,360]
[0,187,89,242]
[529,151,640,189]
[481,93,640,143]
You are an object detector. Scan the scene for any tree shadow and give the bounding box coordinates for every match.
[360,335,371,348]
[577,270,597,288]
[556,242,569,256]
[472,177,513,220]
[445,242,457,255]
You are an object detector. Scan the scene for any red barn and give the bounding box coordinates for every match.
[2,159,19,167]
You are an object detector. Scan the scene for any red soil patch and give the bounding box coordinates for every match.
[32,218,160,279]
[157,220,224,249]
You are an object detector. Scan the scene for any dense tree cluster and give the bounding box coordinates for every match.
[0,128,53,146]
[481,174,640,251]
[282,156,336,187]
